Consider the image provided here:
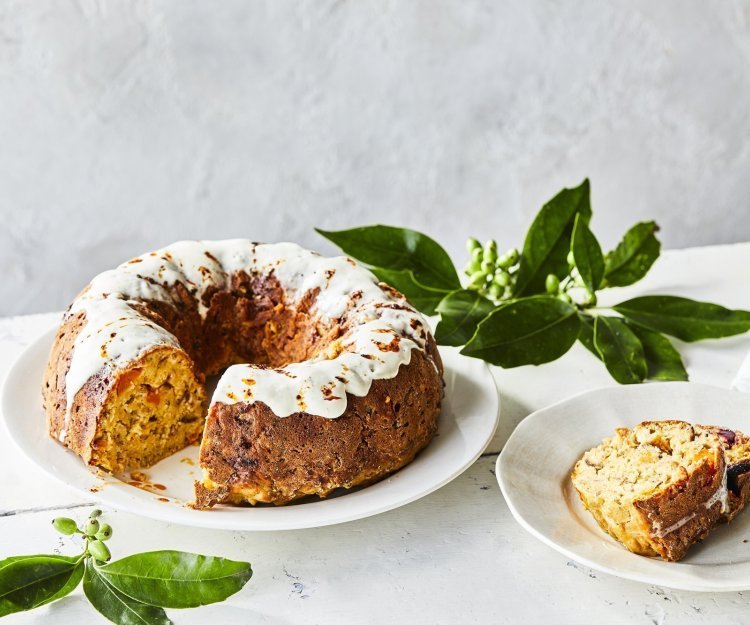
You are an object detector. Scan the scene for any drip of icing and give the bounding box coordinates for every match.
[704,466,729,514]
[653,512,697,538]
[652,466,730,539]
[60,240,432,441]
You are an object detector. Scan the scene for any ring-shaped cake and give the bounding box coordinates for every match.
[43,240,444,507]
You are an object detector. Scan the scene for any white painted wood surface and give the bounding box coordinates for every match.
[3,244,750,624]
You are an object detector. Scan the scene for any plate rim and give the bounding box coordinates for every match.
[2,327,500,531]
[496,381,750,592]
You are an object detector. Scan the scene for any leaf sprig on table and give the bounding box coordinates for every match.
[318,179,750,384]
[0,510,252,624]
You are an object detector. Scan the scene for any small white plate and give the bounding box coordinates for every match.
[2,329,499,531]
[497,382,750,592]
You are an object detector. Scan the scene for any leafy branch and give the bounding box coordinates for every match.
[0,511,252,624]
[318,179,750,383]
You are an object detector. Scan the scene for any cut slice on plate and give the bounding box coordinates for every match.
[571,421,733,561]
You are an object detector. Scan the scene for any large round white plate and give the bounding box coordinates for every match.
[497,382,750,592]
[2,329,499,531]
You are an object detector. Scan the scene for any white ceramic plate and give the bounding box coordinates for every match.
[497,382,750,592]
[2,329,499,531]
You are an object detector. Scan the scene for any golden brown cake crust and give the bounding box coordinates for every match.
[632,452,725,561]
[43,310,87,458]
[195,343,443,507]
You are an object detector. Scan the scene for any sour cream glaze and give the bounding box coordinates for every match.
[60,240,434,441]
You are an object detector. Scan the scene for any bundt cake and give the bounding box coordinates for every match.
[42,240,444,507]
[570,421,750,561]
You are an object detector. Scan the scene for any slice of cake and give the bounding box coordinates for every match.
[571,421,733,561]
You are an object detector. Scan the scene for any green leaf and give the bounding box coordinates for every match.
[626,322,688,381]
[40,560,84,608]
[514,179,592,296]
[0,554,84,617]
[434,290,496,346]
[97,551,252,609]
[593,316,647,384]
[577,314,600,359]
[84,562,171,625]
[603,221,661,287]
[461,296,580,367]
[613,295,750,342]
[571,213,604,292]
[316,225,460,291]
[371,267,451,316]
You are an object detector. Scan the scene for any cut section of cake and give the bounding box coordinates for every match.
[571,421,737,561]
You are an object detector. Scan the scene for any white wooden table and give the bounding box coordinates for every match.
[3,243,750,624]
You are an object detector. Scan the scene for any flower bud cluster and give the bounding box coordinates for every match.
[464,238,519,302]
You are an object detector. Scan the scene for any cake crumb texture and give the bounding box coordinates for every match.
[570,420,750,561]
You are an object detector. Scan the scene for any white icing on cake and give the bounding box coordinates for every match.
[653,512,697,538]
[653,466,729,538]
[704,465,729,514]
[60,240,432,441]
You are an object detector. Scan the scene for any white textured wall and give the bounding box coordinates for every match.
[2,0,750,315]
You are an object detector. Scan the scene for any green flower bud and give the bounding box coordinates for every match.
[464,259,481,276]
[557,292,573,304]
[95,523,113,541]
[84,518,100,537]
[488,283,503,300]
[88,539,111,562]
[466,237,482,253]
[471,247,483,262]
[480,260,494,274]
[52,517,78,536]
[469,271,486,286]
[567,251,575,267]
[497,248,519,269]
[493,271,510,288]
[545,274,560,294]
[89,509,102,519]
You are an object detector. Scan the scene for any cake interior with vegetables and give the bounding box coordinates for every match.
[571,420,750,561]
[43,240,443,507]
